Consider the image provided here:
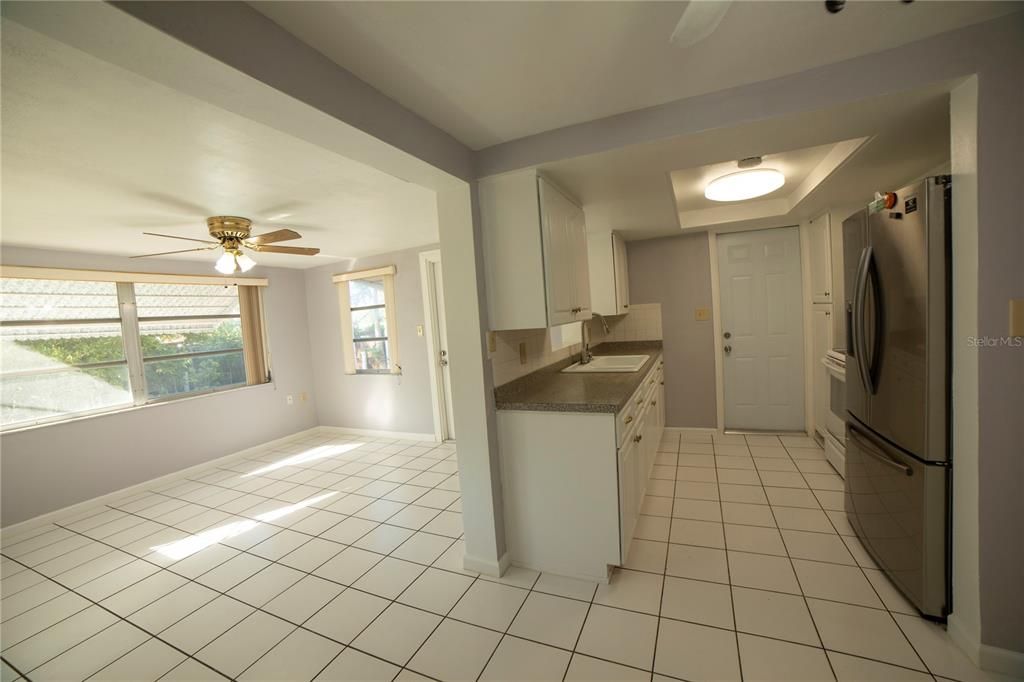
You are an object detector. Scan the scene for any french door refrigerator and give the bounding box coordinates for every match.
[843,176,951,619]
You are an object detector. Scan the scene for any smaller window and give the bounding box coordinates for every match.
[334,266,400,375]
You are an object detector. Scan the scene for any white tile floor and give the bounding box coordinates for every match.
[0,430,1013,681]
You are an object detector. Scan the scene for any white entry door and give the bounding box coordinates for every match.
[420,251,456,440]
[717,227,805,431]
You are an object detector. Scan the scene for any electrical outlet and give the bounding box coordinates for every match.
[518,341,527,365]
[286,395,294,405]
[416,324,424,337]
[695,308,711,321]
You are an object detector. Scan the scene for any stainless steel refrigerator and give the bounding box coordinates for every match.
[843,176,951,620]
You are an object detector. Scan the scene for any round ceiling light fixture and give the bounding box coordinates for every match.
[704,162,785,202]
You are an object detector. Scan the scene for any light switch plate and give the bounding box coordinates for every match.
[1011,299,1024,337]
[487,331,497,353]
[695,308,711,321]
[416,324,424,337]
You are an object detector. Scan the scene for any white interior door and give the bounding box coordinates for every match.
[432,261,456,439]
[420,251,456,441]
[718,227,805,431]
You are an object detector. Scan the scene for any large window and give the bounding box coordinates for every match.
[0,272,269,430]
[334,266,400,375]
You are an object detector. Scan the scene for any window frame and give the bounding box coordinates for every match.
[333,265,401,375]
[0,266,270,432]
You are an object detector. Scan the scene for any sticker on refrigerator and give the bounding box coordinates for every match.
[905,196,918,214]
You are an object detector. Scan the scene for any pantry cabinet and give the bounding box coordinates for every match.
[479,170,591,329]
[588,231,630,316]
[811,304,833,439]
[807,212,833,304]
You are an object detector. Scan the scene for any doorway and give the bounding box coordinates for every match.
[420,250,456,441]
[715,227,805,432]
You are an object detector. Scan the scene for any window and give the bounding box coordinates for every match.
[0,270,269,430]
[135,283,247,398]
[334,266,400,375]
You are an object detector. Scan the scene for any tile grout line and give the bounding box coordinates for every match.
[714,436,744,682]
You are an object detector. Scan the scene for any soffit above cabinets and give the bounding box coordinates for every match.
[670,138,868,231]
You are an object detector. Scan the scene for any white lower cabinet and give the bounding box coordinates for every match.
[497,357,665,581]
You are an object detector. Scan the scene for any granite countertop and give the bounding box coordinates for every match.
[494,340,663,414]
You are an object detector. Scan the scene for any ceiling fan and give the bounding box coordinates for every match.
[132,216,321,274]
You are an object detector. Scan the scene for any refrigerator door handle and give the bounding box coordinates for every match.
[865,250,884,391]
[852,246,874,394]
[849,423,913,476]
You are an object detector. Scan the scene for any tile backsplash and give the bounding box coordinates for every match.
[490,303,663,386]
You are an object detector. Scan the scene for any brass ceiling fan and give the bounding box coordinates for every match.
[133,216,320,274]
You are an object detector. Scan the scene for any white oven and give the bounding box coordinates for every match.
[822,350,847,477]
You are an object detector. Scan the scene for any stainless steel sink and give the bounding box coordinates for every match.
[561,354,650,373]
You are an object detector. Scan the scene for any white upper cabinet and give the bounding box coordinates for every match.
[807,212,833,304]
[588,231,630,316]
[480,170,592,329]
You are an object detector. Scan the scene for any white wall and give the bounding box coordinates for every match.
[0,247,318,526]
[303,245,439,436]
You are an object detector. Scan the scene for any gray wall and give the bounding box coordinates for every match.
[0,247,318,526]
[627,233,717,428]
[304,245,438,436]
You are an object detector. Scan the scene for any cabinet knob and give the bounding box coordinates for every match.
[636,398,643,405]
[660,381,664,385]
[825,291,830,296]
[624,415,633,424]
[634,434,643,443]
[723,331,732,339]
[652,400,657,406]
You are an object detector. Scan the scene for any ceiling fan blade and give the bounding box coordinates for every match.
[670,0,731,48]
[245,228,302,245]
[131,244,220,259]
[248,244,320,256]
[142,232,219,245]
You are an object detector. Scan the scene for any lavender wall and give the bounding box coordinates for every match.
[626,233,717,428]
[0,247,318,526]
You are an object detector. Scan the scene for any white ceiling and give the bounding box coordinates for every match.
[0,19,439,269]
[252,0,1020,149]
[539,83,951,240]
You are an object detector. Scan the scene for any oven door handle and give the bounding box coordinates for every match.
[849,423,912,476]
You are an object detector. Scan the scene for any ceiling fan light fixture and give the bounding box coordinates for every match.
[236,253,257,272]
[215,251,239,275]
[704,168,785,202]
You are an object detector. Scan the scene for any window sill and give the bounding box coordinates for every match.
[0,381,274,436]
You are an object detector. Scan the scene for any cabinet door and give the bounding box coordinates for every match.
[811,304,833,438]
[539,179,577,326]
[612,232,630,314]
[618,435,638,562]
[808,213,833,304]
[569,202,592,319]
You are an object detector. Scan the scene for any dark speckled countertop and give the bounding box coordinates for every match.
[493,341,663,414]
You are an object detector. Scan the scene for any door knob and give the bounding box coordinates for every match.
[724,345,732,354]
[723,332,732,339]
[439,350,449,366]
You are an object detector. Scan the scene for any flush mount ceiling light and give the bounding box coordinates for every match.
[705,158,785,202]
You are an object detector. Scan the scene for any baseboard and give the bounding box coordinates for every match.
[665,426,718,433]
[317,425,439,442]
[1,426,323,537]
[463,550,509,577]
[947,615,1024,677]
[947,615,982,668]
